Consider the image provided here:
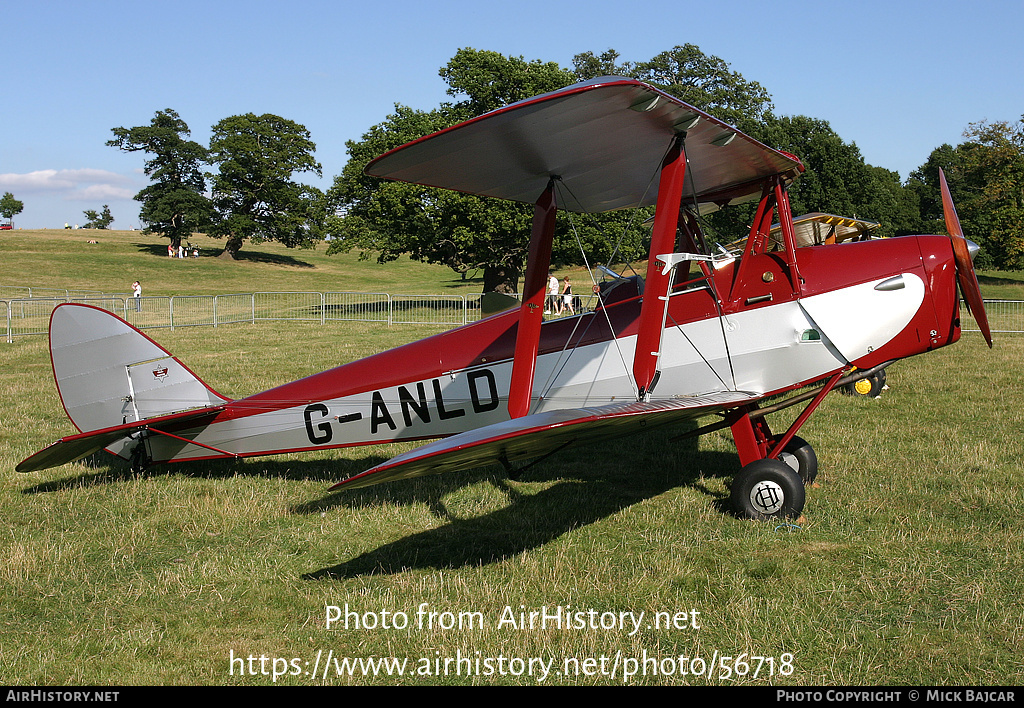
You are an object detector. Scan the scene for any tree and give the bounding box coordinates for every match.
[909,119,1024,270]
[207,113,325,259]
[906,142,962,232]
[574,44,774,132]
[954,117,1024,270]
[327,49,647,294]
[0,192,24,227]
[82,204,114,229]
[441,47,576,119]
[107,109,213,249]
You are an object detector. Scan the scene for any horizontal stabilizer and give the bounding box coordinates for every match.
[16,405,227,473]
[330,391,759,490]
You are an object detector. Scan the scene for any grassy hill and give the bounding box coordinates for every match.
[0,228,497,297]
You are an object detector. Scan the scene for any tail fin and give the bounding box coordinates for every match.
[48,304,230,434]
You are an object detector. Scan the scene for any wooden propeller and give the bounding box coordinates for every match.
[939,168,993,348]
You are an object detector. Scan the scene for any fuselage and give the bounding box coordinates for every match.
[146,234,959,465]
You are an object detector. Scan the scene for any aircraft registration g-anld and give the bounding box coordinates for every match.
[17,76,993,520]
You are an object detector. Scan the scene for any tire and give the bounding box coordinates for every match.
[842,369,886,398]
[731,459,806,520]
[774,435,818,484]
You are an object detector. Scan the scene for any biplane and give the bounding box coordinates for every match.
[17,76,992,520]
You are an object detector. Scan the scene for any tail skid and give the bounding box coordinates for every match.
[18,304,231,472]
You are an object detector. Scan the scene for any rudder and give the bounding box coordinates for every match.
[48,304,230,436]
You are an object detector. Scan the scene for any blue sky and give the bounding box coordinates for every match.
[3,0,1021,229]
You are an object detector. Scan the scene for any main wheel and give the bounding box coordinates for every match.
[731,459,805,520]
[774,435,818,484]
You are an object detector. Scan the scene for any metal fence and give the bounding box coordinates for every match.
[2,291,492,342]
[2,290,1018,343]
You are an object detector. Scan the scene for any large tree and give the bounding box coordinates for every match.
[107,109,212,249]
[0,192,24,227]
[207,113,325,259]
[573,45,774,133]
[908,118,1024,270]
[954,117,1024,270]
[327,49,646,293]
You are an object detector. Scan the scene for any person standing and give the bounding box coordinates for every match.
[132,281,142,312]
[546,272,559,314]
[559,276,574,316]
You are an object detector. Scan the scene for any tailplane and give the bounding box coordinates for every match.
[18,304,230,471]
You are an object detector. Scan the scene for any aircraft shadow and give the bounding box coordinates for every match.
[302,426,740,580]
[17,450,389,495]
[17,424,744,580]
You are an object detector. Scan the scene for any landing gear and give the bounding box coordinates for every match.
[774,435,818,484]
[731,459,805,520]
[841,368,886,398]
[129,442,151,473]
[725,373,842,520]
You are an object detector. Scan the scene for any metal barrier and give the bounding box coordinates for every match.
[3,291,490,341]
[3,291,1018,343]
[963,300,1024,334]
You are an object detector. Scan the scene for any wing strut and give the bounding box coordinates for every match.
[508,179,558,419]
[633,136,688,400]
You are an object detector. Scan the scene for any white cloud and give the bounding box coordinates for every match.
[0,169,137,201]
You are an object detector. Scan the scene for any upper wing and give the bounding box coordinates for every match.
[366,76,803,213]
[330,391,760,490]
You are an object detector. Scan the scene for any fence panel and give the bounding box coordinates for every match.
[253,292,324,323]
[122,296,171,330]
[213,294,255,326]
[169,295,217,329]
[324,292,391,324]
[962,299,1024,334]
[390,294,466,326]
[0,286,32,300]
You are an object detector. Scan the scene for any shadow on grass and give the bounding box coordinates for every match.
[17,423,743,579]
[18,448,385,495]
[301,425,741,580]
[133,242,316,268]
[978,273,1024,289]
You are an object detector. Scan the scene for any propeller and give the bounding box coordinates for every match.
[939,168,993,348]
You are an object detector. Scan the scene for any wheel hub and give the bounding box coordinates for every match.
[749,480,785,514]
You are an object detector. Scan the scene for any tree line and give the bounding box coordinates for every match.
[100,46,1024,283]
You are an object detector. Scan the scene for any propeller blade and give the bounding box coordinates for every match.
[939,169,992,348]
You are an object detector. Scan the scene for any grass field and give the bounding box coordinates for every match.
[2,229,1023,685]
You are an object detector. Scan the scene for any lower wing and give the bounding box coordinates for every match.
[331,391,761,490]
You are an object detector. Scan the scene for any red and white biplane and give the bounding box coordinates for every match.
[17,77,992,520]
